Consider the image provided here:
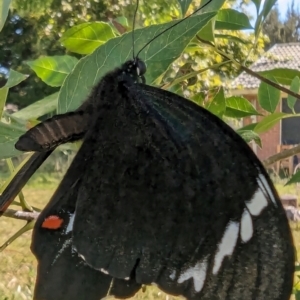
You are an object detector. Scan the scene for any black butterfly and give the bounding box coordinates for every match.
[0,2,295,300]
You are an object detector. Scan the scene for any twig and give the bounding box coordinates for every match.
[2,209,40,221]
[263,144,300,167]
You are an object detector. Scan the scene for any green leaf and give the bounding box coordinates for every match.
[254,0,276,37]
[254,112,294,134]
[114,16,128,28]
[0,122,25,159]
[259,68,300,86]
[0,0,10,32]
[215,9,253,30]
[252,0,261,14]
[26,55,79,87]
[5,69,28,88]
[191,92,205,106]
[258,78,280,113]
[287,76,300,111]
[260,0,277,20]
[215,34,249,44]
[60,22,116,55]
[224,96,260,118]
[200,0,226,13]
[13,92,58,120]
[239,123,259,131]
[0,87,8,119]
[58,12,216,113]
[198,19,214,42]
[286,171,300,185]
[178,0,192,16]
[237,129,262,148]
[110,17,129,35]
[0,70,28,119]
[206,87,226,117]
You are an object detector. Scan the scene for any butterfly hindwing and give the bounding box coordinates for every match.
[31,173,141,300]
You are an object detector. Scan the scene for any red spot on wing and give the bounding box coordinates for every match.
[42,215,64,229]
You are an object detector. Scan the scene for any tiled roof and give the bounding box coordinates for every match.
[231,43,300,90]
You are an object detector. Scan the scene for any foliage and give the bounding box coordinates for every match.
[262,0,300,48]
[1,0,300,297]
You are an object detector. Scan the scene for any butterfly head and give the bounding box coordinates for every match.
[122,58,147,84]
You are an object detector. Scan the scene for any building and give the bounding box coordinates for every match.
[231,43,300,172]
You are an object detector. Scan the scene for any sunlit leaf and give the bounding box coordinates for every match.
[215,9,252,30]
[224,96,260,118]
[258,77,280,113]
[254,112,295,134]
[259,69,300,86]
[60,22,116,55]
[0,0,10,32]
[206,87,226,117]
[287,76,300,111]
[26,55,78,87]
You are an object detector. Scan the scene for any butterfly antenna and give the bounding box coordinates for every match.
[136,0,212,58]
[132,0,140,59]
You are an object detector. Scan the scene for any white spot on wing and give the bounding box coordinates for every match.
[65,212,76,234]
[100,268,109,275]
[51,238,72,266]
[258,173,277,206]
[246,189,268,216]
[78,253,86,261]
[178,258,208,292]
[213,221,239,275]
[240,209,253,243]
[169,270,176,280]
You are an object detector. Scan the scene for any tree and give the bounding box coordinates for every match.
[263,0,300,48]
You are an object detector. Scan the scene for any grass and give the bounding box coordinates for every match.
[0,176,300,299]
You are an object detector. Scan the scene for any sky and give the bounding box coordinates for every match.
[247,0,299,24]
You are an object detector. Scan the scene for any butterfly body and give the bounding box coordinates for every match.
[22,59,294,299]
